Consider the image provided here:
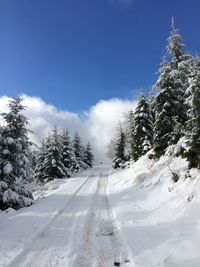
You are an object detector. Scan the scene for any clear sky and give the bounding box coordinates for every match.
[0,0,199,112]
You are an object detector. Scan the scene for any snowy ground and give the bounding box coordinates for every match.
[0,167,133,267]
[108,151,200,267]
[1,153,200,267]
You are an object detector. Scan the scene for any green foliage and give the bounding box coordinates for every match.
[41,128,66,182]
[112,126,127,169]
[153,19,188,158]
[132,91,153,161]
[185,65,200,168]
[60,129,73,176]
[0,96,33,210]
[72,132,87,171]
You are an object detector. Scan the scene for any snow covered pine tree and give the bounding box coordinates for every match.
[132,91,153,161]
[153,18,187,158]
[185,63,200,168]
[40,127,66,183]
[112,125,127,169]
[60,129,74,177]
[0,96,33,210]
[72,132,88,171]
[34,140,47,183]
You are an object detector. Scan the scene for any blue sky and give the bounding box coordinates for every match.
[0,0,199,112]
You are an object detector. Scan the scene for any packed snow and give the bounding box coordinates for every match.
[1,151,200,266]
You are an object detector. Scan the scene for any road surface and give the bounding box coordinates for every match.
[3,167,132,267]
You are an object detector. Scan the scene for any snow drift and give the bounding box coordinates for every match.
[108,141,200,266]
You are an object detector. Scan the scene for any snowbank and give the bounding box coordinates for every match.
[108,145,200,266]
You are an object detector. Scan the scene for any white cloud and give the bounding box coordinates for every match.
[85,98,137,162]
[0,94,137,164]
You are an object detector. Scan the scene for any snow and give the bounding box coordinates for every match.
[3,162,13,175]
[1,150,200,266]
[7,137,15,145]
[0,170,92,266]
[3,189,19,203]
[108,149,200,267]
[1,167,133,267]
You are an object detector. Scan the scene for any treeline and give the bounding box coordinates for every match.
[0,96,94,210]
[35,128,93,183]
[113,18,200,169]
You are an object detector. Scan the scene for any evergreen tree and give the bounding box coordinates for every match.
[60,129,73,177]
[167,17,185,63]
[34,141,46,183]
[42,128,66,182]
[83,142,94,167]
[35,129,92,182]
[132,91,153,161]
[153,19,187,157]
[0,96,33,210]
[112,125,127,169]
[167,17,190,124]
[184,56,200,125]
[72,132,86,172]
[185,65,200,168]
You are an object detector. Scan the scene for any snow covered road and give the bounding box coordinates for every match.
[3,158,197,267]
[0,167,133,267]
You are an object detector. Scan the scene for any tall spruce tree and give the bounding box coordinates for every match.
[184,56,200,122]
[153,19,187,157]
[0,96,33,210]
[42,128,66,182]
[185,65,200,168]
[60,129,73,177]
[72,132,86,171]
[34,141,47,183]
[153,59,177,157]
[167,17,185,63]
[167,17,190,128]
[132,91,153,161]
[112,125,127,169]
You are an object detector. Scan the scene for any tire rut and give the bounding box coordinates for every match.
[73,174,124,267]
[8,175,95,267]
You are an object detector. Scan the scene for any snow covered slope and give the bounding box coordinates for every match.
[108,149,200,267]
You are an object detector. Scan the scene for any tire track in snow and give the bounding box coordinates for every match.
[73,174,132,267]
[8,174,97,267]
[8,169,134,267]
